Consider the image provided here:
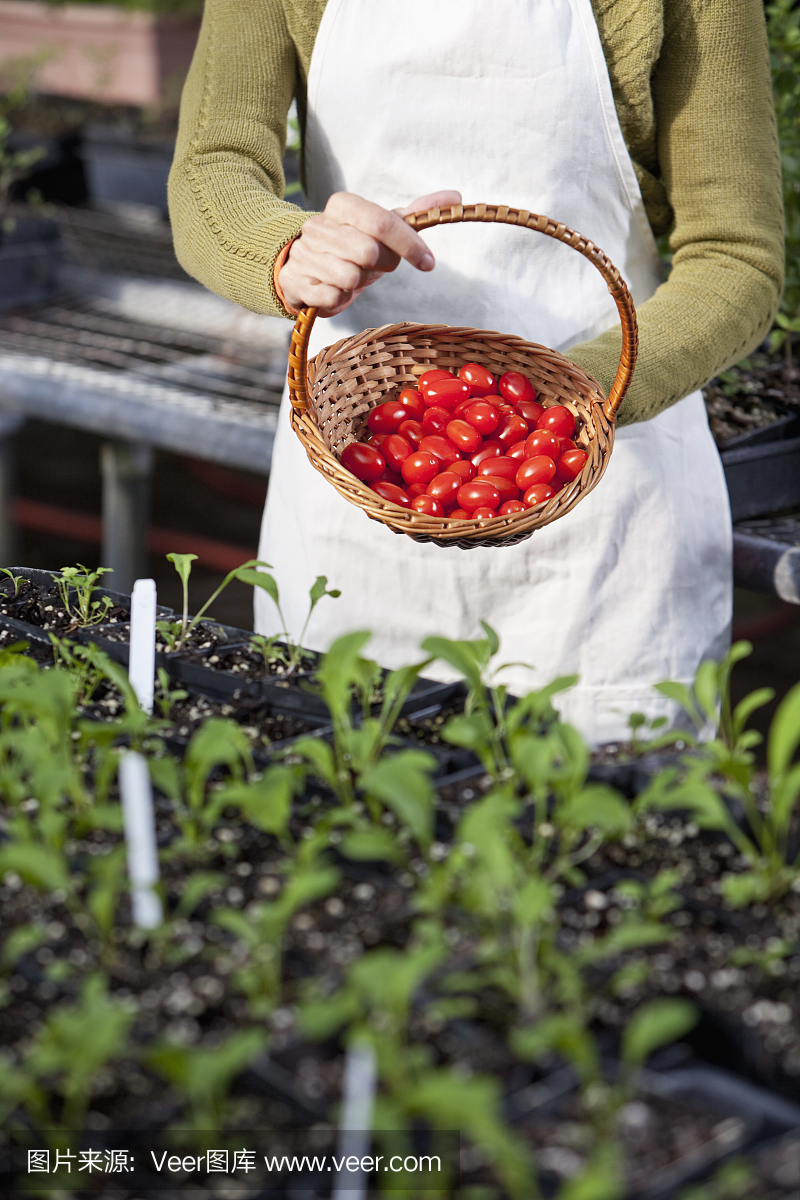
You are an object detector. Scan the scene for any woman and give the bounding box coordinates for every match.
[168,0,783,743]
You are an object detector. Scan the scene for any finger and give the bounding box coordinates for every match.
[296,222,402,275]
[325,192,436,271]
[394,190,463,218]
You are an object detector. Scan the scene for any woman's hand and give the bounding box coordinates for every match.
[278,189,462,316]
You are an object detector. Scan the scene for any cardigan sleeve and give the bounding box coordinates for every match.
[567,0,785,426]
[167,0,313,318]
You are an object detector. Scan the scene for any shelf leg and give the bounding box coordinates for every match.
[101,440,153,593]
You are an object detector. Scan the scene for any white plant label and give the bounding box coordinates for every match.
[129,577,157,714]
[332,1040,377,1200]
[119,750,163,930]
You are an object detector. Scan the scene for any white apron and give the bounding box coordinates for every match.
[257,0,732,745]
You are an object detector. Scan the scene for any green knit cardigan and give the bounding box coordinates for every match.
[168,0,784,426]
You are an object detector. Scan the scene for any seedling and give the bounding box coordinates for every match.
[240,571,341,675]
[56,565,113,629]
[0,568,26,596]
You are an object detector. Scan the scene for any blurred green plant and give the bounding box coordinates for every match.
[767,0,800,355]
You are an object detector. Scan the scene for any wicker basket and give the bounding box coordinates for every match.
[287,203,638,549]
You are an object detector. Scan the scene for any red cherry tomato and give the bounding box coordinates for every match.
[480,475,520,503]
[524,429,561,460]
[422,406,450,436]
[418,368,454,396]
[397,388,425,420]
[556,447,589,481]
[499,371,536,404]
[424,378,471,411]
[458,362,496,397]
[471,439,503,468]
[516,398,545,424]
[401,451,441,485]
[499,499,526,515]
[446,418,482,454]
[419,434,461,468]
[367,401,409,434]
[464,400,500,436]
[507,441,529,461]
[411,494,445,516]
[427,471,462,507]
[497,402,516,418]
[371,480,411,506]
[398,419,423,449]
[406,481,428,499]
[341,442,385,481]
[380,467,405,487]
[536,404,576,439]
[558,436,576,455]
[452,398,473,418]
[449,459,476,482]
[522,483,556,507]
[382,433,413,473]
[497,414,529,448]
[473,507,497,519]
[449,508,470,519]
[477,456,518,482]
[457,480,501,512]
[516,456,557,489]
[367,432,387,448]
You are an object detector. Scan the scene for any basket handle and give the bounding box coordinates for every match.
[287,203,638,423]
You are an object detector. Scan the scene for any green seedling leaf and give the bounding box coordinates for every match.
[147,1029,266,1127]
[360,750,436,845]
[218,765,295,835]
[148,754,181,801]
[768,680,800,779]
[288,735,336,787]
[234,567,280,609]
[512,876,554,928]
[732,688,774,741]
[1,923,48,970]
[176,872,226,918]
[694,660,720,725]
[340,827,403,863]
[654,680,703,730]
[420,634,490,694]
[511,1013,599,1082]
[441,710,493,751]
[298,989,361,1041]
[166,553,198,588]
[316,631,372,721]
[0,843,70,893]
[560,786,633,835]
[621,997,698,1069]
[185,718,252,809]
[479,620,500,657]
[309,574,341,607]
[720,870,772,907]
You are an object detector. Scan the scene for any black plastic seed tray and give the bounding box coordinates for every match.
[721,425,800,521]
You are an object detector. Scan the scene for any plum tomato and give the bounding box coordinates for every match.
[524,428,561,460]
[507,441,529,461]
[397,388,425,420]
[559,436,576,455]
[497,402,516,417]
[427,471,462,507]
[458,362,496,397]
[398,419,424,449]
[499,499,526,515]
[382,433,413,473]
[480,475,520,502]
[477,456,518,482]
[556,447,589,481]
[381,467,405,487]
[516,456,557,489]
[522,482,556,507]
[341,442,385,481]
[449,507,470,519]
[411,494,445,516]
[406,481,428,499]
[446,418,482,454]
[449,459,476,482]
[464,400,500,436]
[422,406,450,436]
[452,398,473,418]
[419,434,461,467]
[423,378,471,411]
[417,368,454,396]
[401,450,441,485]
[473,507,497,519]
[516,398,545,424]
[367,432,387,448]
[497,413,529,448]
[371,479,411,506]
[499,371,536,404]
[367,401,409,434]
[536,404,576,438]
[457,480,501,512]
[471,439,503,467]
